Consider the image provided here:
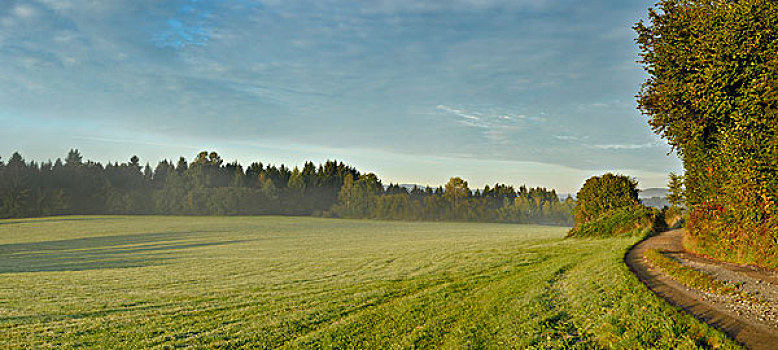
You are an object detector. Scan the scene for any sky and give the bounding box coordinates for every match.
[0,0,682,193]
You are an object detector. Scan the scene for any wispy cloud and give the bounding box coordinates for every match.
[435,104,546,143]
[436,105,483,124]
[556,135,658,151]
[436,105,542,126]
[0,0,681,176]
[593,143,657,150]
[555,135,585,141]
[12,5,36,19]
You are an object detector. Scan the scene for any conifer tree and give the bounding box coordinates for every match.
[667,173,685,209]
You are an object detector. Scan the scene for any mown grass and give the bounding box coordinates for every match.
[0,216,739,349]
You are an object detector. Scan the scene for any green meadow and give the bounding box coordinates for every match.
[0,216,737,349]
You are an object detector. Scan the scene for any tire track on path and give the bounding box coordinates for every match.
[625,229,778,350]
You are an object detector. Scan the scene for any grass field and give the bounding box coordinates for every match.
[0,216,738,349]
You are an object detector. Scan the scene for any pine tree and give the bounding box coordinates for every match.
[667,173,685,208]
[65,149,83,167]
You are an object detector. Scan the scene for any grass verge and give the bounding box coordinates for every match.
[644,248,757,303]
[567,206,660,238]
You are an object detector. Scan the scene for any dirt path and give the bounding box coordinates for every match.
[625,229,778,350]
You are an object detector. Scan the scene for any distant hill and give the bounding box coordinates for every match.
[639,188,669,209]
[380,184,430,191]
[639,188,668,199]
[641,197,670,209]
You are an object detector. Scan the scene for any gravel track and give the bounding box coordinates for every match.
[625,229,778,350]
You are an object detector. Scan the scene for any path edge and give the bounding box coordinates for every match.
[624,229,778,350]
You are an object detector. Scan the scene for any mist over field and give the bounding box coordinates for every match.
[0,216,736,349]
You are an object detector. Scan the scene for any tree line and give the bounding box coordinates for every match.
[331,174,574,225]
[0,150,574,226]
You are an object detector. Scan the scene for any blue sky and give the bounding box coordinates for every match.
[0,0,681,193]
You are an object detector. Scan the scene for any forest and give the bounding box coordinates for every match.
[0,149,574,226]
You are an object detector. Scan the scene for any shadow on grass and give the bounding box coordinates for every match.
[0,231,247,273]
[0,217,125,226]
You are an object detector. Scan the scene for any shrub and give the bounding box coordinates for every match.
[568,174,658,238]
[567,206,660,238]
[573,173,640,225]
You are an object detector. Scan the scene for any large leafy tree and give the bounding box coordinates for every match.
[574,173,639,225]
[333,173,382,218]
[636,0,778,267]
[444,177,470,218]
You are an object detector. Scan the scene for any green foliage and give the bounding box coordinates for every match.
[0,150,574,226]
[636,0,778,268]
[443,176,469,202]
[0,152,68,218]
[667,173,685,208]
[567,206,659,238]
[573,173,640,225]
[495,193,575,226]
[0,150,360,218]
[331,177,574,225]
[0,216,738,349]
[331,173,383,218]
[685,208,778,269]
